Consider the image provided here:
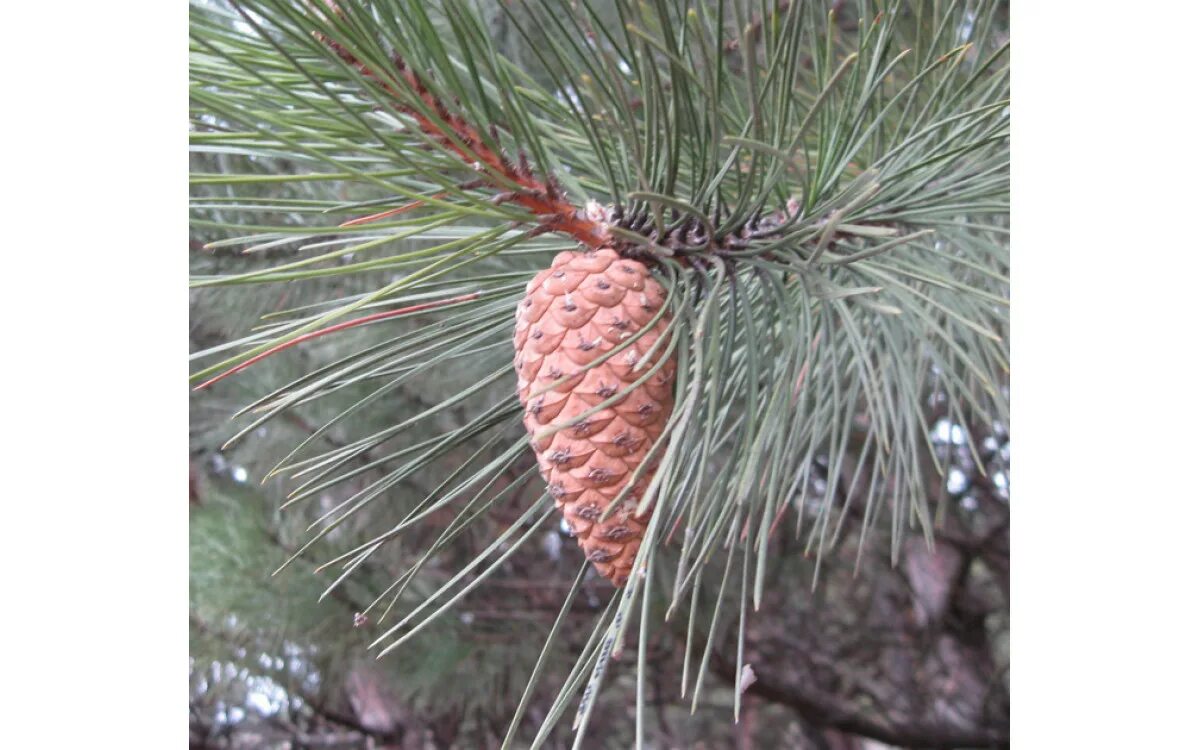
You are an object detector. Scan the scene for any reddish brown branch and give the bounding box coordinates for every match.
[316,22,609,249]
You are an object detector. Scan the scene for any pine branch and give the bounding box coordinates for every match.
[313,9,611,248]
[710,648,1009,749]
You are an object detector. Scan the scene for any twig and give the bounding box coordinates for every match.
[315,14,610,248]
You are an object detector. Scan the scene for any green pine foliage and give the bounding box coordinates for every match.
[190,1,1008,745]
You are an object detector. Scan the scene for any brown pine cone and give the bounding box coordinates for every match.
[513,247,675,585]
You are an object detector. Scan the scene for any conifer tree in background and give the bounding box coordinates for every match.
[190,1,1008,747]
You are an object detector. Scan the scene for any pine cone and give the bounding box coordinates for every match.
[513,247,675,585]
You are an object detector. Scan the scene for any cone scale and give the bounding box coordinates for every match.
[513,247,675,585]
